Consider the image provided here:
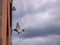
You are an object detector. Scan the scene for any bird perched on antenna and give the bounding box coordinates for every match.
[13,22,25,34]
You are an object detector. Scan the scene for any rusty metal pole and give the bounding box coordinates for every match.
[2,0,8,45]
[2,0,12,45]
[7,0,12,45]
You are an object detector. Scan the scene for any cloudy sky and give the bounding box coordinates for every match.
[12,0,60,45]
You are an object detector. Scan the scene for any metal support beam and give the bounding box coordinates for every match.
[2,0,12,45]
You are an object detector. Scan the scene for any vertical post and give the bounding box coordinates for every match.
[2,0,8,45]
[7,0,12,45]
[2,0,12,45]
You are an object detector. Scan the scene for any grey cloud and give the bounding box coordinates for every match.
[13,0,58,19]
[12,25,60,39]
[12,35,60,45]
[12,0,60,38]
[12,0,60,45]
[22,26,60,38]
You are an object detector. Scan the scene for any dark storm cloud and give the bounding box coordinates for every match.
[12,25,60,39]
[21,25,60,38]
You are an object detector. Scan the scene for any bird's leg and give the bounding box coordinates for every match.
[22,29,25,32]
[18,32,20,34]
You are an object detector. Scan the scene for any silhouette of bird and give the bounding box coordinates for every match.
[13,22,25,34]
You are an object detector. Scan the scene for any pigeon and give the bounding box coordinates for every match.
[13,22,25,34]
